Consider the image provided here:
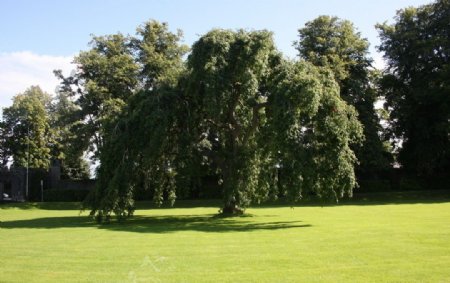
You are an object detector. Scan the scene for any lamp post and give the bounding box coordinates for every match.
[25,112,30,200]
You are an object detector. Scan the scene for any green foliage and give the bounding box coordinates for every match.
[297,16,392,175]
[85,20,188,222]
[184,29,281,213]
[85,24,364,221]
[55,33,140,161]
[88,88,182,222]
[1,85,91,179]
[49,91,90,180]
[296,16,370,83]
[55,20,190,166]
[134,21,189,88]
[0,119,11,167]
[267,60,363,201]
[377,0,450,175]
[1,86,54,169]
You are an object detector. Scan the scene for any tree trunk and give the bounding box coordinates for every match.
[220,160,244,216]
[221,199,244,215]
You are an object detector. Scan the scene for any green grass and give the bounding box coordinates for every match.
[1,192,450,282]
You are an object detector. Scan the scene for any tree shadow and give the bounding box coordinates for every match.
[347,190,450,205]
[0,214,311,233]
[0,199,223,210]
[253,190,450,208]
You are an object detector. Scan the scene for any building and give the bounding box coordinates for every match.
[0,160,94,202]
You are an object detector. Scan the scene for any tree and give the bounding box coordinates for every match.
[86,26,363,221]
[296,16,391,176]
[183,29,281,213]
[55,33,140,161]
[55,20,189,166]
[182,28,363,213]
[49,90,90,179]
[1,86,91,179]
[0,118,11,167]
[1,86,53,169]
[85,20,188,221]
[377,0,450,175]
[266,60,363,202]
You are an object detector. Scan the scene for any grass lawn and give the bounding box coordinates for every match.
[1,192,450,282]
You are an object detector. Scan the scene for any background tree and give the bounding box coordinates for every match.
[1,86,91,179]
[49,90,90,179]
[296,16,391,177]
[1,86,53,169]
[0,118,11,167]
[55,21,188,166]
[377,0,450,175]
[266,61,363,202]
[55,33,140,161]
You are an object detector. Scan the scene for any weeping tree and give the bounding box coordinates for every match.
[182,29,283,213]
[85,20,188,221]
[87,26,363,221]
[87,88,182,221]
[184,29,363,213]
[266,61,363,201]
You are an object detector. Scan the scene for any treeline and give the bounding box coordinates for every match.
[1,0,449,220]
[0,86,90,180]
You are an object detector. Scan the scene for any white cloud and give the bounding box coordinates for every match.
[0,51,75,109]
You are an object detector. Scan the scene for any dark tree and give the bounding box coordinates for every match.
[377,0,450,175]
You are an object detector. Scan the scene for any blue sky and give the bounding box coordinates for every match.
[0,0,433,109]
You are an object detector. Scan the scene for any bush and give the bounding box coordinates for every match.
[43,189,91,202]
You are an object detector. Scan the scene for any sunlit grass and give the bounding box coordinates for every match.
[1,193,450,282]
